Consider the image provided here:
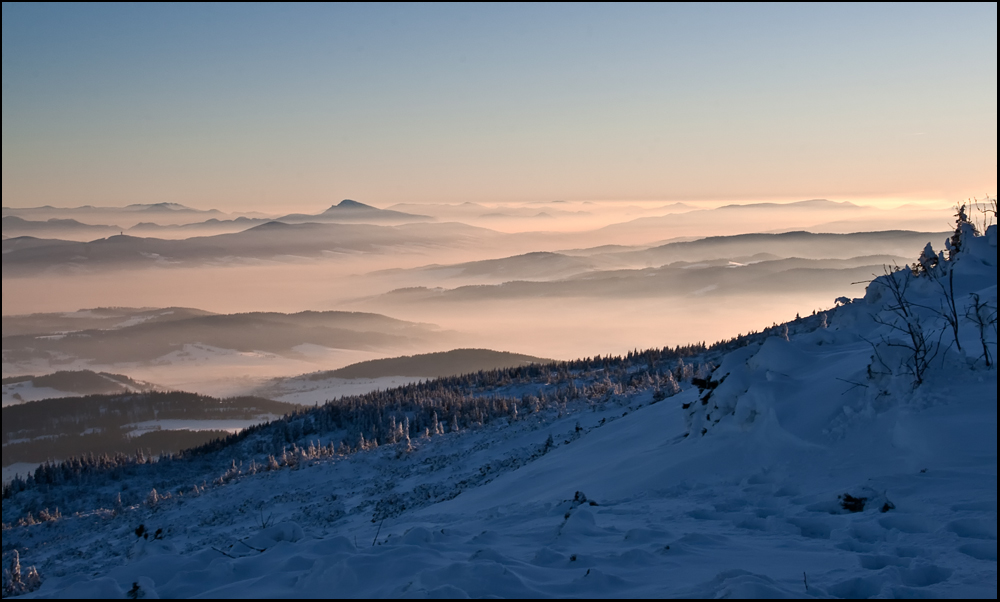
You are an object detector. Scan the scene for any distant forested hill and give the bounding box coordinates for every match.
[320,349,553,379]
[3,371,152,403]
[2,392,297,466]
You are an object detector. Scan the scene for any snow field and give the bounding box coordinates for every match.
[13,355,996,598]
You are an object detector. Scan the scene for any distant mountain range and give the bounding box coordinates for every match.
[2,216,117,231]
[609,230,950,268]
[367,233,945,306]
[357,231,945,291]
[592,199,951,242]
[2,200,431,241]
[2,200,954,264]
[0,220,499,275]
[2,216,123,239]
[374,256,904,304]
[2,203,263,236]
[3,308,455,366]
[2,307,214,338]
[393,251,600,283]
[2,203,231,225]
[2,202,224,215]
[2,215,269,241]
[127,216,267,233]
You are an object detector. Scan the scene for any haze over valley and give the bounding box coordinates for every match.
[3,198,957,392]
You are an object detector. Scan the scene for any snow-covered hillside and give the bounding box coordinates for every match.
[2,225,995,599]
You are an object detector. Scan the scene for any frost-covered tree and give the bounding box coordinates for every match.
[658,371,682,398]
[694,362,714,381]
[674,359,694,382]
[914,242,943,276]
[946,204,979,260]
[2,551,42,597]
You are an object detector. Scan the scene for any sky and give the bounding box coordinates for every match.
[2,3,996,212]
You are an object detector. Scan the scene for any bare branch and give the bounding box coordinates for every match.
[867,266,943,387]
[966,293,997,368]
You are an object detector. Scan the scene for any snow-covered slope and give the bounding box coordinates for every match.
[2,226,995,599]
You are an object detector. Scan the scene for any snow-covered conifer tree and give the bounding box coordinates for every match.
[694,363,714,381]
[674,359,694,382]
[662,371,682,396]
[2,551,42,597]
[915,242,942,276]
[947,203,979,260]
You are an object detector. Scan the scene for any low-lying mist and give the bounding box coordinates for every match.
[2,198,959,398]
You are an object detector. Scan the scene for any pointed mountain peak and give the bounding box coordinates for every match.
[326,199,375,212]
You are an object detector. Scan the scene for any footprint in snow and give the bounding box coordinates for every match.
[877,514,933,534]
[958,542,998,561]
[947,518,997,541]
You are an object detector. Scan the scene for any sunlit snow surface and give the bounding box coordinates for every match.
[6,229,996,599]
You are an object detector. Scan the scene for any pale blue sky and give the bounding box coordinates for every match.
[2,3,996,210]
